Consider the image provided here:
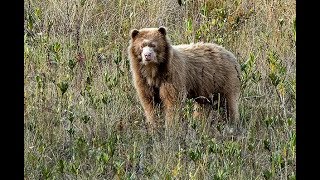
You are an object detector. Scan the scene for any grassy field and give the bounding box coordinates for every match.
[24,0,296,179]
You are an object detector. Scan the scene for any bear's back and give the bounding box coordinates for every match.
[172,42,240,98]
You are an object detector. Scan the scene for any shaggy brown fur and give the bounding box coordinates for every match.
[128,26,241,131]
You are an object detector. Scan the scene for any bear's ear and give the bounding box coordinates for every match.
[158,26,167,36]
[130,29,139,39]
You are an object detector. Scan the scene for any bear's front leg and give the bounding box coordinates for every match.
[141,99,157,130]
[160,83,179,128]
[134,82,157,132]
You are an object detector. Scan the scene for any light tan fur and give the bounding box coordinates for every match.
[128,27,241,131]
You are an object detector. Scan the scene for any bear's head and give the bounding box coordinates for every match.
[129,26,170,65]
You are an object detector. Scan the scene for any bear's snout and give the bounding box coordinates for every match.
[144,52,152,61]
[142,46,155,62]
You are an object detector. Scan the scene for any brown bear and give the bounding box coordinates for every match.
[128,26,241,131]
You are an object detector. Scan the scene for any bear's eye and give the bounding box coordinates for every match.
[149,43,156,48]
[141,42,147,48]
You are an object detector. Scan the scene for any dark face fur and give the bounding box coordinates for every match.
[129,27,169,65]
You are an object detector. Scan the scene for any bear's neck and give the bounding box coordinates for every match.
[140,62,168,87]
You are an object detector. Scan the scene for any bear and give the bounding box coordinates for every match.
[127,26,241,131]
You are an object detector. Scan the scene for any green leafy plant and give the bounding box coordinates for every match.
[114,45,122,66]
[214,168,228,180]
[57,81,69,95]
[57,159,66,174]
[263,139,271,151]
[241,52,261,89]
[68,59,76,70]
[208,138,220,154]
[81,115,91,124]
[268,51,286,87]
[50,42,62,62]
[263,169,272,180]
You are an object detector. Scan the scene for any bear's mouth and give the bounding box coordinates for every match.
[142,59,158,66]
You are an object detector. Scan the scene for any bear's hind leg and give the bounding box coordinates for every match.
[226,92,240,127]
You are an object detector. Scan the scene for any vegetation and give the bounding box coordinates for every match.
[24,0,296,179]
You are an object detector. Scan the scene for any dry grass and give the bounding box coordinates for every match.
[24,0,296,179]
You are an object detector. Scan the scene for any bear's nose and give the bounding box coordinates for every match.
[144,53,152,60]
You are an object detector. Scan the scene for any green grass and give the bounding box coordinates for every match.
[24,0,296,179]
